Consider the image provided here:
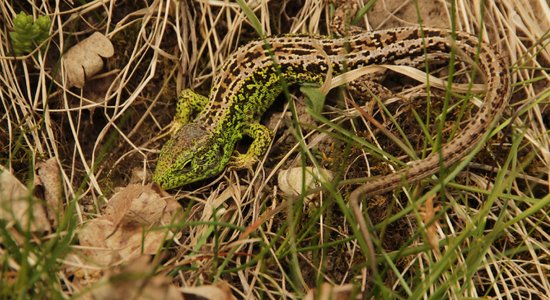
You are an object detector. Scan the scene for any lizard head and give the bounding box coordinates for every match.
[153,123,228,189]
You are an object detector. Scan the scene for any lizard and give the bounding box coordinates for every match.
[152,27,510,193]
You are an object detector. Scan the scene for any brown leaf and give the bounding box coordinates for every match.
[0,165,51,232]
[77,184,182,268]
[421,195,441,253]
[181,280,235,300]
[91,256,183,300]
[36,158,63,226]
[304,283,361,300]
[105,184,179,227]
[62,32,114,88]
[82,73,119,104]
[78,218,118,267]
[278,167,334,195]
[277,167,334,205]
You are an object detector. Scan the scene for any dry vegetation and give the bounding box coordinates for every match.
[0,0,549,299]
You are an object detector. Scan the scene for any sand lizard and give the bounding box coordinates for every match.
[153,27,511,209]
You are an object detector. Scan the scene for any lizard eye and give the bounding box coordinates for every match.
[180,160,193,172]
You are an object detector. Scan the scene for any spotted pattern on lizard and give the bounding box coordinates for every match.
[152,27,511,198]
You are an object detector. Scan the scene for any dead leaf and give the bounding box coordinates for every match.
[63,32,114,88]
[91,256,183,300]
[82,73,119,104]
[129,167,148,185]
[278,167,334,205]
[77,184,182,268]
[0,165,51,232]
[304,283,361,300]
[180,280,235,300]
[421,195,441,254]
[194,186,236,239]
[78,218,118,267]
[105,184,177,227]
[36,158,63,226]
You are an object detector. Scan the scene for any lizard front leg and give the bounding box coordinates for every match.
[172,89,209,132]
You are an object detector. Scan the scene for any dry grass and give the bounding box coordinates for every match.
[0,0,549,299]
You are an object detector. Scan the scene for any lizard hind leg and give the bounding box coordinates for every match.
[347,76,394,103]
[331,0,365,36]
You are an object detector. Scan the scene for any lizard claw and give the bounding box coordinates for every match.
[229,153,259,171]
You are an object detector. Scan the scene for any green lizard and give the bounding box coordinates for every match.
[152,27,510,193]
